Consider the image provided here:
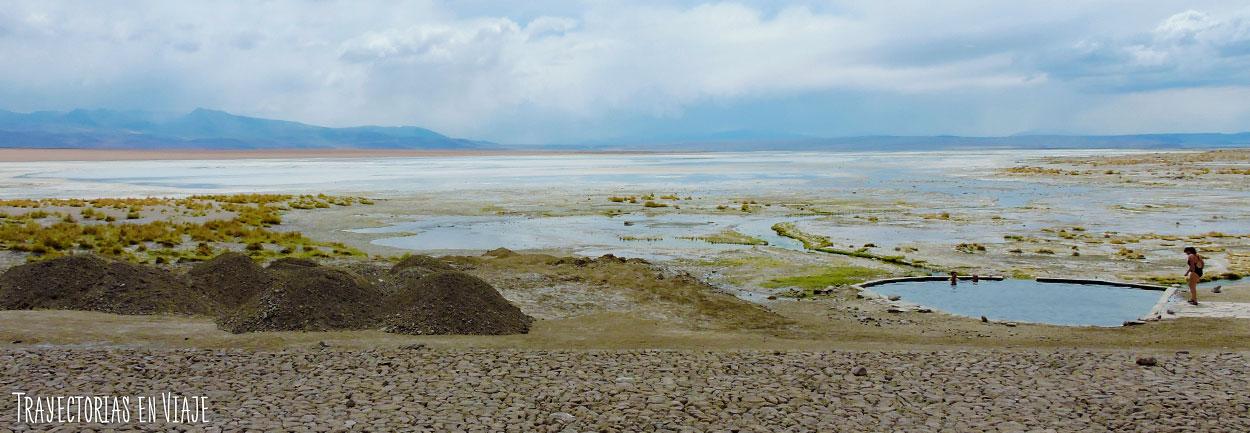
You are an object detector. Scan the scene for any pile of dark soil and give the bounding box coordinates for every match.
[392,254,453,274]
[0,252,533,336]
[267,257,320,270]
[337,261,391,289]
[185,252,272,310]
[385,254,455,291]
[383,271,532,335]
[217,264,382,333]
[0,254,211,315]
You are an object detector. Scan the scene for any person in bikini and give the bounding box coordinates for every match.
[1184,246,1204,305]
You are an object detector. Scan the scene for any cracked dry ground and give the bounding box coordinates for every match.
[3,348,1248,432]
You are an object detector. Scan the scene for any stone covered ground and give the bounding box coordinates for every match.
[3,348,1247,432]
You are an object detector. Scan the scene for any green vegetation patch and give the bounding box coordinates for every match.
[770,222,831,249]
[816,246,927,268]
[619,235,663,242]
[954,243,987,253]
[690,255,790,269]
[0,194,370,264]
[762,266,887,290]
[771,222,935,269]
[1000,166,1090,176]
[679,230,767,246]
[1009,269,1036,280]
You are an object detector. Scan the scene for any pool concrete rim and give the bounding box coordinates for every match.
[855,275,1005,289]
[854,276,1169,291]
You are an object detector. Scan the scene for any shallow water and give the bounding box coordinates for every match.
[865,279,1163,327]
[0,149,1151,200]
[3,149,1248,259]
[351,214,808,260]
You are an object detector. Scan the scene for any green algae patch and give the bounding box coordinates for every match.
[619,235,664,242]
[1009,269,1036,280]
[770,222,830,249]
[762,266,887,290]
[679,230,767,246]
[688,255,790,269]
[770,222,935,269]
[955,243,987,253]
[815,246,934,269]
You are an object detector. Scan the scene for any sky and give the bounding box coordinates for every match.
[1,0,1249,143]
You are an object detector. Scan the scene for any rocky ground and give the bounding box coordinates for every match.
[3,347,1248,432]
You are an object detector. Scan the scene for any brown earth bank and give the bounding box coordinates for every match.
[1,248,1249,351]
[1,348,1246,432]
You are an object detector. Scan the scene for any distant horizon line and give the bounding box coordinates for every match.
[3,107,1249,145]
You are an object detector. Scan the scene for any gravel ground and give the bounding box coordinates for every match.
[2,348,1248,432]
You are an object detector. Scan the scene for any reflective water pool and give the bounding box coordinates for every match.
[864,279,1163,327]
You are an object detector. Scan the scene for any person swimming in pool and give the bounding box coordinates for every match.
[949,271,958,286]
[1184,246,1204,305]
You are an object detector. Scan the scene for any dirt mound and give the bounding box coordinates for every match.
[383,271,532,335]
[218,265,381,333]
[392,254,453,274]
[0,254,210,315]
[185,252,273,310]
[482,248,517,258]
[267,257,320,270]
[387,255,454,291]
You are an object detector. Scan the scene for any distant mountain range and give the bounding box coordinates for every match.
[568,131,1250,151]
[0,108,491,150]
[1,108,1248,151]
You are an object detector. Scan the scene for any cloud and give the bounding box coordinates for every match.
[1072,86,1250,133]
[1044,8,1250,91]
[0,1,1247,142]
[339,18,523,63]
[329,2,1044,133]
[1155,10,1220,43]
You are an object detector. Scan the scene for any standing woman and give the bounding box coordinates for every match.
[1184,247,1204,305]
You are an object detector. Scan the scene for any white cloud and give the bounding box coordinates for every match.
[0,0,1247,141]
[327,2,1045,131]
[1048,7,1250,90]
[1154,10,1219,43]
